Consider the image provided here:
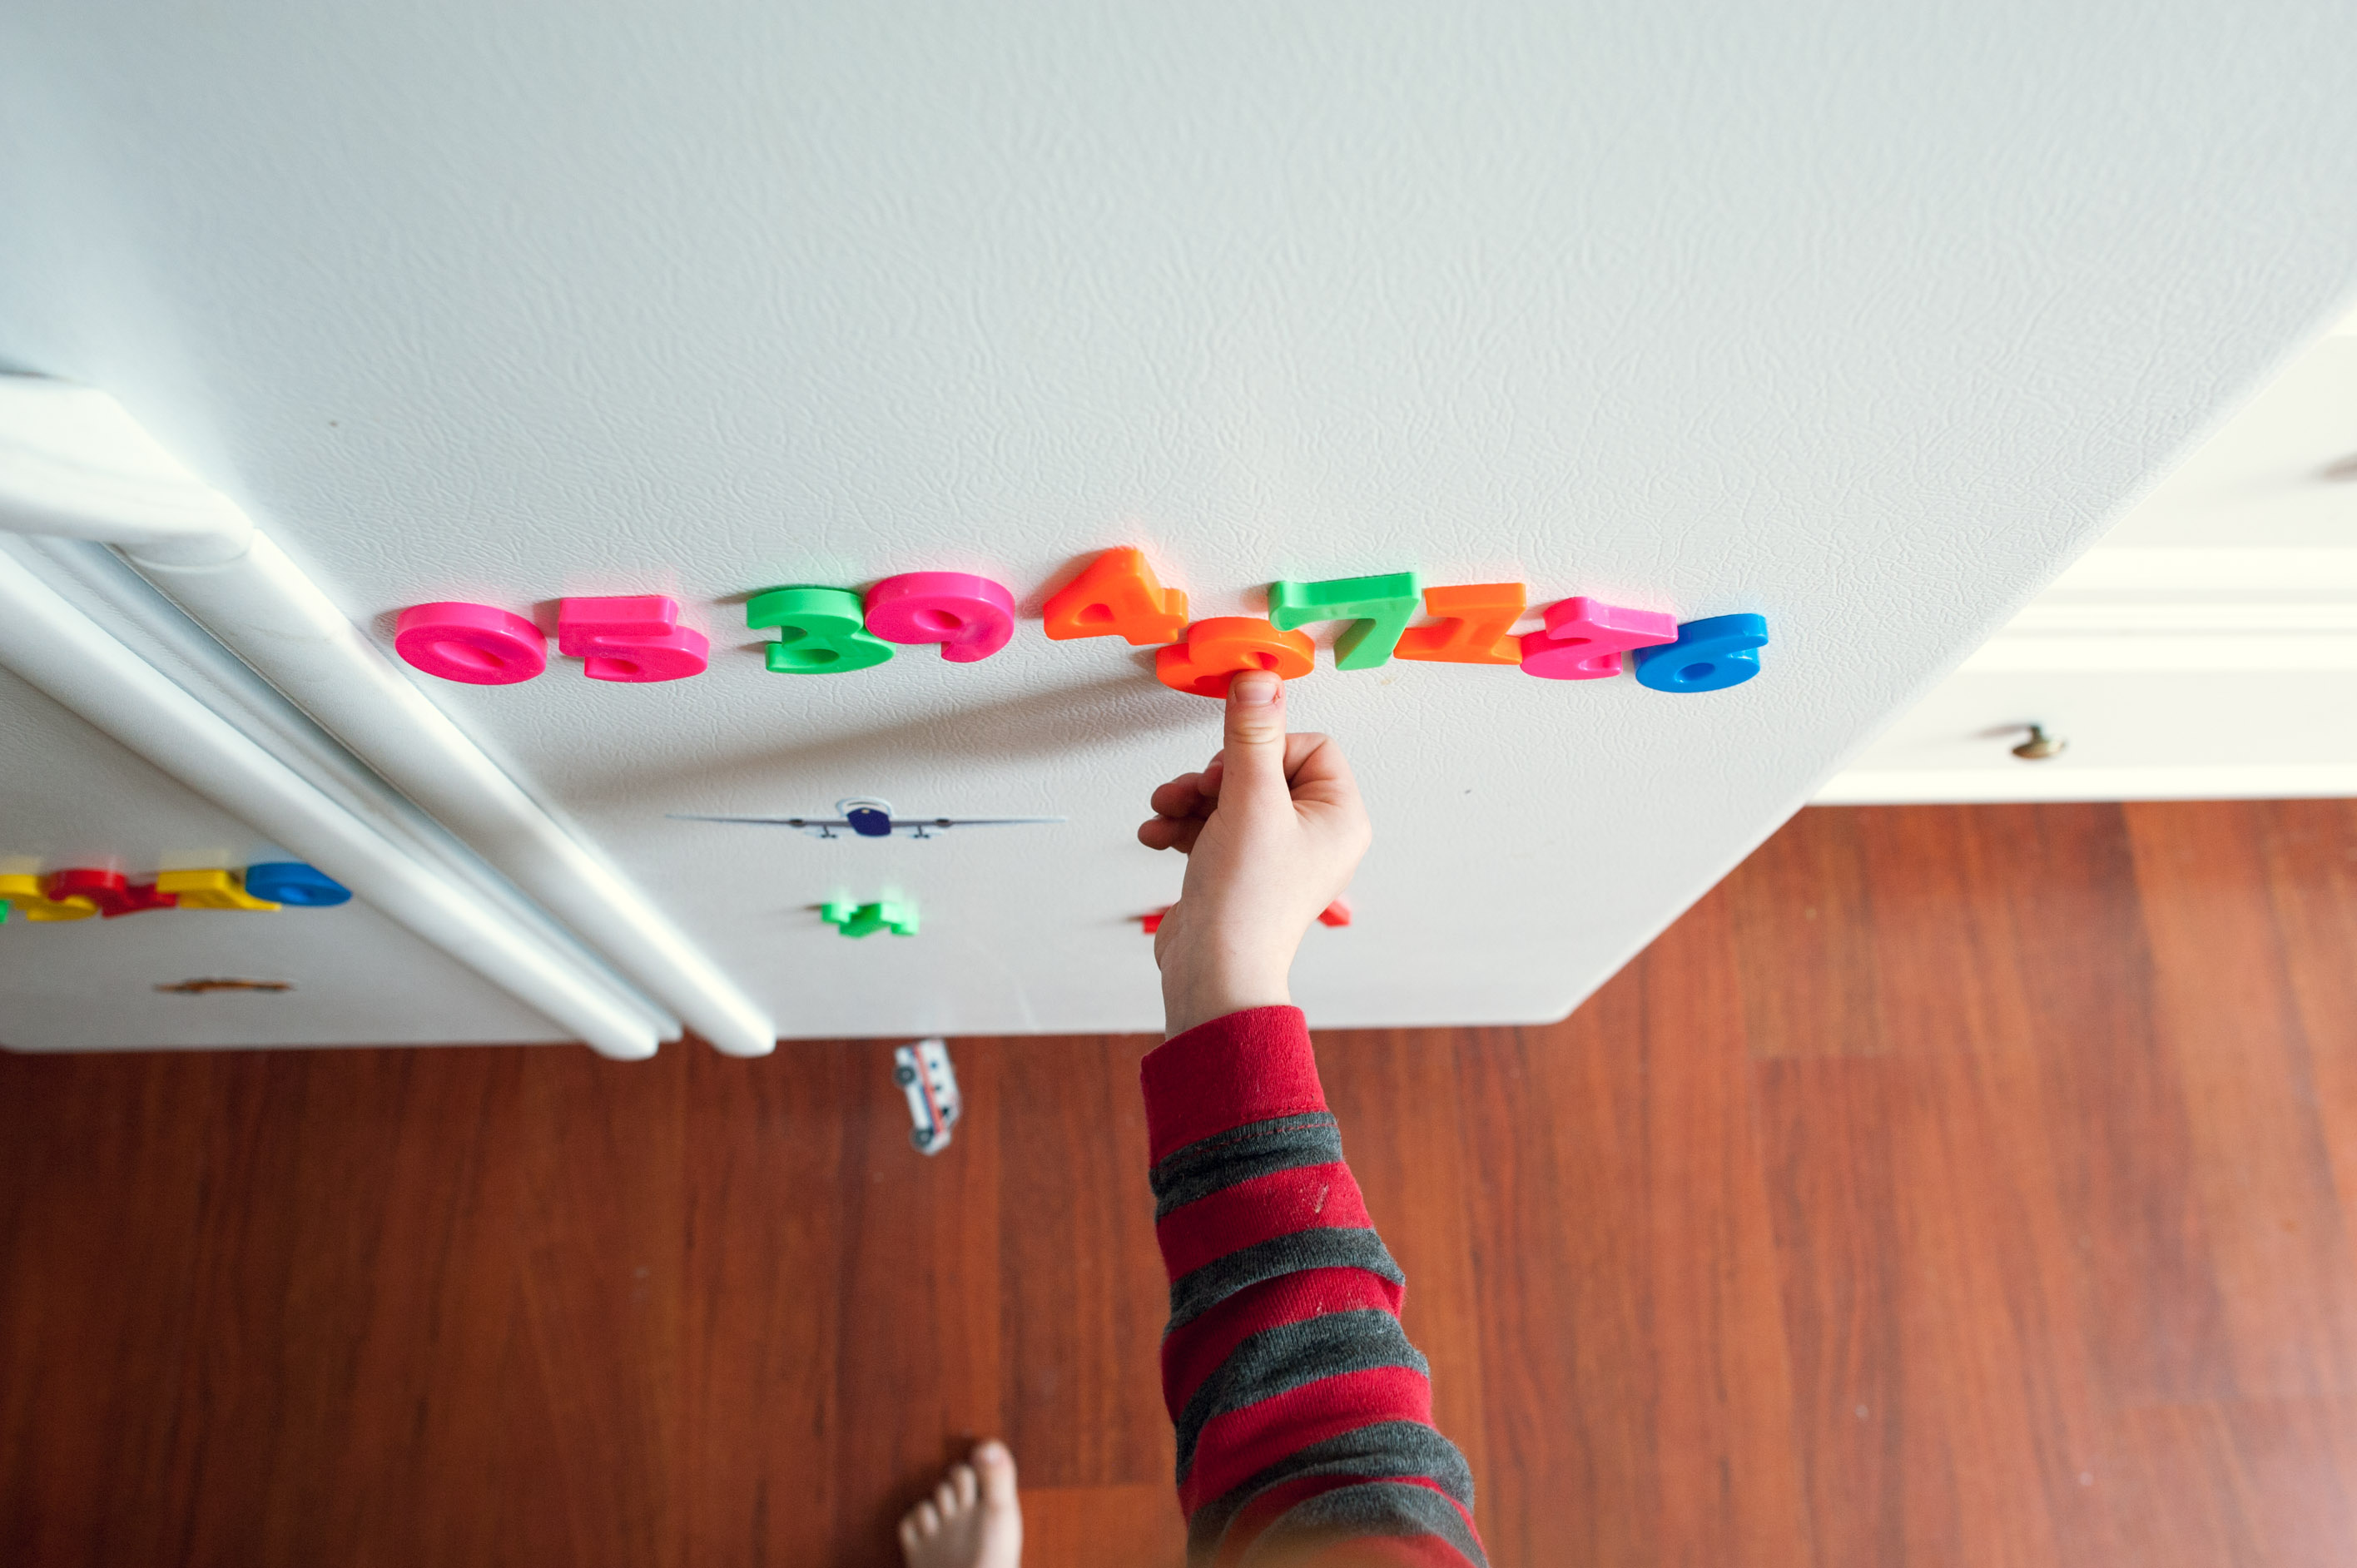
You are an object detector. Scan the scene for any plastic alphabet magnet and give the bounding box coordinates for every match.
[1394,583,1526,664]
[1519,597,1679,681]
[156,869,281,911]
[244,863,353,906]
[47,868,176,918]
[394,603,548,685]
[0,873,97,921]
[1268,571,1422,670]
[1633,613,1770,692]
[1043,548,1188,646]
[864,573,1016,662]
[822,898,919,937]
[558,596,711,682]
[747,587,896,673]
[1154,618,1317,698]
[1144,901,1346,932]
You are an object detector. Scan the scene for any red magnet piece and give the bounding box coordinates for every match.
[47,867,178,918]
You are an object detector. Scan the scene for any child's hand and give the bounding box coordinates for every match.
[1138,671,1371,1037]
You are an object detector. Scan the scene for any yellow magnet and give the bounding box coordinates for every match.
[156,868,280,911]
[0,873,99,921]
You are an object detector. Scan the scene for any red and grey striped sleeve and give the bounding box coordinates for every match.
[1141,1006,1486,1567]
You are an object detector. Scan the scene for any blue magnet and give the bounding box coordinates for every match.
[1634,613,1769,693]
[243,861,354,907]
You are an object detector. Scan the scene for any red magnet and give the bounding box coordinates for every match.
[46,868,178,918]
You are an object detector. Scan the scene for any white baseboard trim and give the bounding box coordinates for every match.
[2042,547,2357,593]
[1961,546,2357,672]
[1960,634,2357,672]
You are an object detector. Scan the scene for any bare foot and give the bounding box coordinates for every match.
[899,1440,1021,1568]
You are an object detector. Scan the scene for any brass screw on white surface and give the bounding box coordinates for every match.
[2011,724,2067,761]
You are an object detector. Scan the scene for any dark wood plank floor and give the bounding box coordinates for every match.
[5,800,2357,1566]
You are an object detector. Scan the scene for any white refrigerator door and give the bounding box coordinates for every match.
[8,2,2357,1040]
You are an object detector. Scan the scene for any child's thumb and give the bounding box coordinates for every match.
[1221,672,1291,806]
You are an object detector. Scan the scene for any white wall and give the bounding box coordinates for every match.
[8,2,2357,1041]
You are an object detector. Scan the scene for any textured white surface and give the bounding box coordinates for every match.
[8,1,2357,1039]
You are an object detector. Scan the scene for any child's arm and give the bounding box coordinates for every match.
[1137,672,1486,1566]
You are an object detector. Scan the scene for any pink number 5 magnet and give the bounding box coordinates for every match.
[558,595,711,682]
[863,573,1016,662]
[394,602,549,685]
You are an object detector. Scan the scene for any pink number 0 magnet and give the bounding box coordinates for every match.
[863,573,1016,662]
[394,602,548,685]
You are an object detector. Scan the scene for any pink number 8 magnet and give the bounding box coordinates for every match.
[394,602,548,685]
[862,573,1016,662]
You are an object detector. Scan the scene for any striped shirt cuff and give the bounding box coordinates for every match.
[1141,1005,1324,1164]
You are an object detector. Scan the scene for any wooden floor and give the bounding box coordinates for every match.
[5,800,2357,1566]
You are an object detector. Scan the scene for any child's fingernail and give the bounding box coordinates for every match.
[1231,672,1278,706]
